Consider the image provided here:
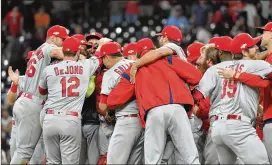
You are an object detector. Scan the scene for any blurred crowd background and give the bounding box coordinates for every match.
[1,0,272,163]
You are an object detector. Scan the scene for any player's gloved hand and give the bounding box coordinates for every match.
[105,111,116,125]
[8,66,19,85]
[86,75,96,98]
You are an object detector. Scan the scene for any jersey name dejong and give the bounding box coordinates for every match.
[54,65,83,76]
[114,63,132,75]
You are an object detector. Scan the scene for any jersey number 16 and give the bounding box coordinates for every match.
[60,77,80,97]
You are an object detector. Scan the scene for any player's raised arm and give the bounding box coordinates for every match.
[168,56,202,86]
[130,26,184,83]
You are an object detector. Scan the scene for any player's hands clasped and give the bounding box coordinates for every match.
[216,68,235,79]
[8,66,19,85]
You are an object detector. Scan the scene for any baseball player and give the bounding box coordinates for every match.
[9,25,67,164]
[97,42,144,164]
[129,29,202,163]
[92,38,116,164]
[8,51,46,165]
[73,34,101,164]
[38,37,100,164]
[257,22,272,162]
[217,23,272,162]
[198,36,235,165]
[129,25,187,84]
[195,33,271,164]
[187,42,209,164]
[123,43,139,60]
[85,32,103,55]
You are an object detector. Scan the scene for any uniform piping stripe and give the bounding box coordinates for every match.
[121,72,130,81]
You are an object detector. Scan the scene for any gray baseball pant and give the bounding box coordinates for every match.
[10,96,43,164]
[211,119,269,164]
[10,120,45,164]
[204,127,219,164]
[43,115,81,164]
[82,124,100,164]
[263,122,272,163]
[107,116,144,164]
[98,122,114,155]
[144,104,200,164]
[161,136,187,164]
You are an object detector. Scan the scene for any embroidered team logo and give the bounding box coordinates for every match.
[128,50,134,54]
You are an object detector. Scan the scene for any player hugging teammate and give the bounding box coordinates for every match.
[6,22,272,165]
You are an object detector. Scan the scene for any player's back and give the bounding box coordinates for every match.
[23,43,57,99]
[102,59,137,117]
[42,58,99,115]
[209,60,272,119]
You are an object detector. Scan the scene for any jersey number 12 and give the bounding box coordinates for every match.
[60,77,80,97]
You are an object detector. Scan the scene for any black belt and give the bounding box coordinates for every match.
[264,118,272,126]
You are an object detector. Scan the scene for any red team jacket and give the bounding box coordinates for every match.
[262,53,272,121]
[135,56,202,122]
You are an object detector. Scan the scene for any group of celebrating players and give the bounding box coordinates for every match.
[5,21,272,165]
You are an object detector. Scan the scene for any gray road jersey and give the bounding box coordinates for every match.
[163,43,187,61]
[197,60,272,120]
[101,59,138,117]
[39,57,99,118]
[23,43,57,99]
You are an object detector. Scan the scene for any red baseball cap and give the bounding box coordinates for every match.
[100,42,122,58]
[209,36,233,52]
[62,37,82,53]
[231,33,261,54]
[137,38,155,53]
[26,50,34,60]
[47,25,68,39]
[72,34,92,49]
[256,22,272,32]
[155,25,182,43]
[86,32,103,41]
[123,43,139,57]
[187,42,205,63]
